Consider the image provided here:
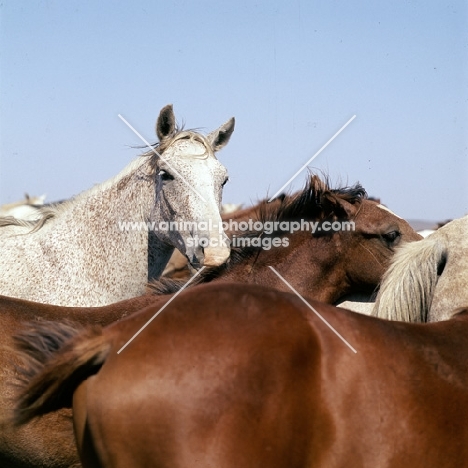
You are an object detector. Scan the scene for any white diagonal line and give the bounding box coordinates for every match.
[268,115,357,202]
[118,114,207,202]
[268,266,357,353]
[117,267,206,354]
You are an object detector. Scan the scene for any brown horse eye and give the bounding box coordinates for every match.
[383,230,400,243]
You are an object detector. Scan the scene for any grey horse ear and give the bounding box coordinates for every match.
[156,104,176,141]
[207,117,235,152]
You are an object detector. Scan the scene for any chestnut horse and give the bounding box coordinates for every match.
[0,293,159,468]
[11,283,468,467]
[0,105,233,306]
[372,215,468,322]
[155,175,421,305]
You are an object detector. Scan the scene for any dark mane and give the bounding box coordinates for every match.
[146,277,187,295]
[258,174,367,225]
[191,247,255,284]
[147,174,367,295]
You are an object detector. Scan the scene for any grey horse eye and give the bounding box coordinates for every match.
[158,170,174,181]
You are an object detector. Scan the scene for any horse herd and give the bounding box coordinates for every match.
[0,105,467,467]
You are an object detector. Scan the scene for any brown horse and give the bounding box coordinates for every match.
[155,175,421,304]
[11,282,468,467]
[0,294,158,468]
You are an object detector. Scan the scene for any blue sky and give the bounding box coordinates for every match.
[1,1,467,221]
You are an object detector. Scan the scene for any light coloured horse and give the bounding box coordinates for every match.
[0,105,234,306]
[221,203,243,214]
[0,194,46,220]
[336,292,375,315]
[372,214,468,322]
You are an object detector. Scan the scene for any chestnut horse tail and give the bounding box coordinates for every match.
[12,320,111,425]
[372,237,447,322]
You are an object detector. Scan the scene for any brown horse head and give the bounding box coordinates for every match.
[336,196,422,297]
[180,175,421,303]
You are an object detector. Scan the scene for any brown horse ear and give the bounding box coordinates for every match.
[336,198,358,219]
[207,117,235,152]
[156,104,176,141]
[321,193,358,220]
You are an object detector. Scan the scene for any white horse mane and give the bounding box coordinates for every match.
[142,130,217,169]
[372,237,447,322]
